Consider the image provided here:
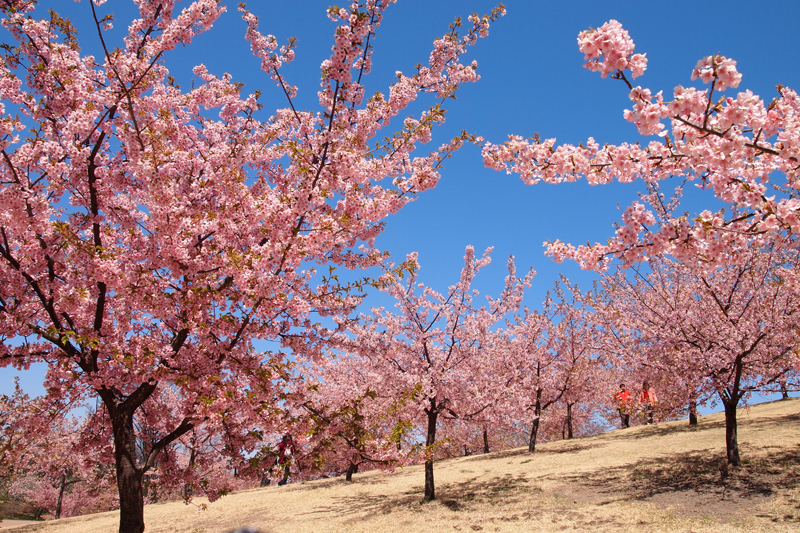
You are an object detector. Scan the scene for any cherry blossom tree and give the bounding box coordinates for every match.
[1,381,117,519]
[499,279,603,452]
[591,247,800,465]
[8,444,117,520]
[0,1,504,530]
[480,14,800,466]
[334,246,532,501]
[484,19,800,270]
[131,384,268,502]
[0,380,29,481]
[297,354,406,482]
[498,306,555,452]
[546,281,606,440]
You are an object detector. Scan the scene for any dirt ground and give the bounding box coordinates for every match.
[6,399,800,532]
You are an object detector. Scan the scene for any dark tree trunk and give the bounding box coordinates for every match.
[183,447,197,498]
[347,437,361,481]
[483,428,489,454]
[345,462,358,482]
[111,408,146,533]
[722,400,741,466]
[780,380,790,400]
[566,402,574,439]
[423,405,438,502]
[528,417,540,452]
[528,389,542,453]
[721,357,745,466]
[97,381,191,533]
[689,401,698,425]
[55,473,66,519]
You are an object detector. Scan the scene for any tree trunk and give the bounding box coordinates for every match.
[110,406,146,533]
[689,401,698,426]
[55,473,66,520]
[780,380,790,400]
[528,417,540,452]
[423,405,438,502]
[345,462,358,482]
[566,402,574,439]
[528,389,542,453]
[97,381,189,533]
[346,437,361,481]
[183,447,197,498]
[721,357,745,467]
[483,428,489,454]
[723,400,741,466]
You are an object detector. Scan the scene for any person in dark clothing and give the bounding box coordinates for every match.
[276,434,295,486]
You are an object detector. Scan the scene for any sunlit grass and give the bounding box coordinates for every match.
[6,399,800,533]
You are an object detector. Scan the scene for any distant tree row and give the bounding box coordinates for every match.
[5,239,798,513]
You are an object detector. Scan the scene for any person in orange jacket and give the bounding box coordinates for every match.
[638,381,658,424]
[614,384,633,428]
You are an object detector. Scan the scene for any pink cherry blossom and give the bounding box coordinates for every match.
[485,20,800,270]
[323,246,533,501]
[577,19,646,79]
[591,247,800,464]
[0,2,503,531]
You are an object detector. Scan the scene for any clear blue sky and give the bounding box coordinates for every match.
[3,1,800,409]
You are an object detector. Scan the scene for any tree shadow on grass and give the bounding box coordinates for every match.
[289,407,800,525]
[436,472,539,512]
[605,419,723,442]
[293,471,536,522]
[630,449,800,498]
[554,444,800,522]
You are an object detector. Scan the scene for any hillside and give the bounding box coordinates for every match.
[4,399,800,533]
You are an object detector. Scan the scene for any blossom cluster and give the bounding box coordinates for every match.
[577,19,647,79]
[485,19,800,269]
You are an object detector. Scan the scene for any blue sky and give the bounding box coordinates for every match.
[3,0,800,409]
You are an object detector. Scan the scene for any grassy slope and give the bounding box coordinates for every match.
[8,399,800,533]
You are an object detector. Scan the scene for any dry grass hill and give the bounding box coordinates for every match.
[3,399,800,533]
